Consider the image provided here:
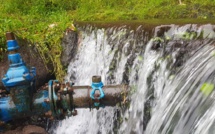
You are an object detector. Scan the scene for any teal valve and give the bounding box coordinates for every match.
[90,76,105,108]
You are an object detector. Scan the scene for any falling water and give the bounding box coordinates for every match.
[54,23,215,134]
[55,107,118,134]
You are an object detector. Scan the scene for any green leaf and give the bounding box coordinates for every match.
[200,83,214,96]
[137,56,143,61]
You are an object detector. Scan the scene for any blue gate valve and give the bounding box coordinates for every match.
[0,32,76,125]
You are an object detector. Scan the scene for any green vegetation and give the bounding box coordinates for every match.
[0,0,75,81]
[200,83,214,96]
[74,0,215,21]
[0,0,215,81]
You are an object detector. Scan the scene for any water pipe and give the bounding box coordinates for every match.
[0,32,128,126]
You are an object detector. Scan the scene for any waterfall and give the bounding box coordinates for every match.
[55,107,118,134]
[145,44,215,134]
[54,23,215,134]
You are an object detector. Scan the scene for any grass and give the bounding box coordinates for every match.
[0,0,215,81]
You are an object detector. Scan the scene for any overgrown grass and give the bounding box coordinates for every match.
[73,0,215,20]
[0,0,215,81]
[0,0,75,81]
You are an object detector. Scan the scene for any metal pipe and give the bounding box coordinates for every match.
[72,84,128,108]
[0,32,129,125]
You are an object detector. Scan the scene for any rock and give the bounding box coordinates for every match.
[1,125,47,134]
[60,29,78,68]
[22,125,47,134]
[1,127,23,134]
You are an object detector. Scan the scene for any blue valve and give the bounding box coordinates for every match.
[90,81,105,100]
[90,76,105,108]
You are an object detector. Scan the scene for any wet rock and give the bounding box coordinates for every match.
[60,29,78,68]
[154,25,171,37]
[22,125,47,134]
[1,127,23,134]
[1,125,47,134]
[151,37,164,50]
[152,40,162,50]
